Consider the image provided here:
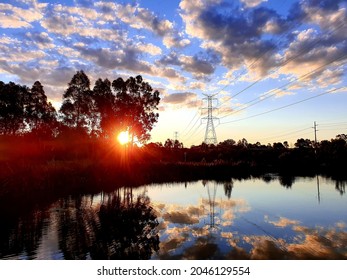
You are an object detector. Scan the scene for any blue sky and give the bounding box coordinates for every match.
[0,0,346,146]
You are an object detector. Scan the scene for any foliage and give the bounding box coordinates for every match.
[0,80,57,137]
[112,75,160,143]
[92,78,116,138]
[59,70,95,133]
[0,81,25,135]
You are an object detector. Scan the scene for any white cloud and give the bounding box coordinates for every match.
[137,43,162,56]
[240,0,268,8]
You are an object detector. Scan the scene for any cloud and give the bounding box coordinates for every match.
[162,211,199,224]
[136,43,162,56]
[95,1,189,49]
[179,0,288,78]
[180,0,347,85]
[162,92,198,108]
[0,12,31,28]
[0,2,44,24]
[278,26,347,84]
[266,216,300,228]
[182,237,220,259]
[240,0,268,8]
[158,51,219,79]
[25,32,54,49]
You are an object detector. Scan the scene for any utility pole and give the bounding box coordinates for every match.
[202,94,219,145]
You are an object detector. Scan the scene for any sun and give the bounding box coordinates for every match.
[117,130,129,145]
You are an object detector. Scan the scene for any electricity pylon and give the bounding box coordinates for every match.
[202,94,219,145]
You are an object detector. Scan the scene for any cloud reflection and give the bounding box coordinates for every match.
[151,180,347,259]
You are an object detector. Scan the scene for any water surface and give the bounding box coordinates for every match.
[1,175,346,259]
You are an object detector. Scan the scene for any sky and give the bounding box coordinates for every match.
[0,0,347,147]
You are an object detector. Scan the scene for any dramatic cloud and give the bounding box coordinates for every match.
[1,0,347,141]
[179,0,347,84]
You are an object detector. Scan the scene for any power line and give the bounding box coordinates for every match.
[217,18,346,108]
[219,87,343,125]
[182,113,202,140]
[218,52,347,120]
[181,110,200,134]
[258,127,312,142]
[213,2,310,97]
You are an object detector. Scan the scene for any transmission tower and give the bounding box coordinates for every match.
[202,94,219,145]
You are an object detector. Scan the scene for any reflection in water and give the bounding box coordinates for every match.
[56,189,159,259]
[279,175,295,188]
[1,188,159,260]
[336,180,346,196]
[0,210,48,259]
[223,180,233,199]
[147,178,347,260]
[1,176,347,259]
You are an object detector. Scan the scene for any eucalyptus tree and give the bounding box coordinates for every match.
[26,81,57,137]
[0,81,26,135]
[112,75,160,144]
[92,78,116,138]
[59,70,95,134]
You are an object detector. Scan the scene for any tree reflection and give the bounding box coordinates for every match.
[0,210,48,259]
[57,188,159,259]
[335,180,346,196]
[223,180,233,199]
[279,176,295,188]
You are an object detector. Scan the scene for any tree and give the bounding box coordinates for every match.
[273,142,285,149]
[92,78,116,138]
[59,70,95,133]
[112,75,160,144]
[294,138,313,149]
[25,81,57,137]
[164,138,183,149]
[218,139,236,147]
[237,138,248,148]
[0,81,26,135]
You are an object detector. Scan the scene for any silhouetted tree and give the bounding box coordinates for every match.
[218,139,236,148]
[336,134,347,141]
[60,70,95,133]
[164,138,183,149]
[237,138,248,148]
[25,81,57,137]
[92,78,116,137]
[112,75,160,144]
[0,81,26,135]
[295,138,313,149]
[273,142,285,149]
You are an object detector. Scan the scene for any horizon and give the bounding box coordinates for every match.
[0,0,346,146]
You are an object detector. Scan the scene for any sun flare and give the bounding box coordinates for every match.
[117,130,129,145]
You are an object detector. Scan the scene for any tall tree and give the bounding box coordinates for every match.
[59,70,94,133]
[0,81,26,135]
[112,75,160,144]
[92,78,116,138]
[25,81,57,137]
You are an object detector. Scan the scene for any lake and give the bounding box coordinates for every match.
[1,175,346,260]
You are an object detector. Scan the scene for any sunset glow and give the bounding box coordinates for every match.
[0,0,346,146]
[117,131,130,145]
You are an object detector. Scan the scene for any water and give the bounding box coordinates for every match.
[1,175,346,259]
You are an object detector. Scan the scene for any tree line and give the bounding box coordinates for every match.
[0,70,160,143]
[143,136,347,176]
